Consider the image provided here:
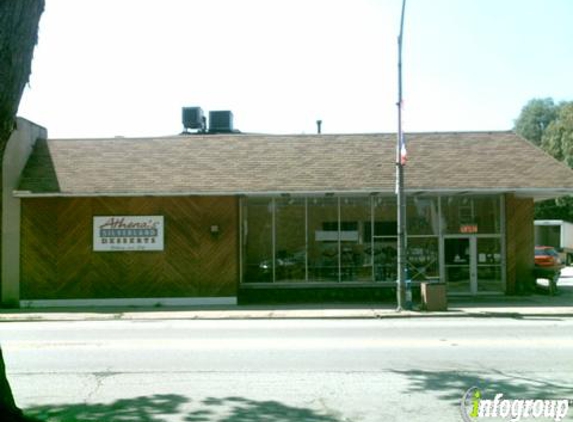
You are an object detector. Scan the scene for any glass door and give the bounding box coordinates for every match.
[444,237,503,294]
[444,237,474,294]
[476,238,503,293]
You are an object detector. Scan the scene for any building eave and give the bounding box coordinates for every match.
[13,187,573,199]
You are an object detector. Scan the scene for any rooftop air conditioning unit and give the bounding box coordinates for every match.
[209,110,234,133]
[182,107,204,130]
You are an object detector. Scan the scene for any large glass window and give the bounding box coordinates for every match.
[244,198,273,283]
[340,197,371,281]
[240,194,505,291]
[442,196,501,235]
[477,237,503,292]
[308,197,340,281]
[406,196,439,281]
[407,197,439,235]
[473,197,501,234]
[371,197,397,282]
[275,198,306,282]
[407,237,439,281]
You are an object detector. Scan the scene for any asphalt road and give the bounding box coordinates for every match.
[2,317,573,422]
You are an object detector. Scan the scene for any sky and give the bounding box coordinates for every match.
[18,0,573,138]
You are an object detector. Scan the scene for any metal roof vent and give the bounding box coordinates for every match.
[182,107,205,132]
[209,110,234,133]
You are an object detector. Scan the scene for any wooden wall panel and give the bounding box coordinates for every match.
[505,194,534,294]
[20,196,239,300]
[195,197,239,296]
[20,198,58,299]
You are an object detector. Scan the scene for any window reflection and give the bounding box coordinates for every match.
[407,237,439,281]
[372,197,397,282]
[340,197,371,281]
[241,195,504,291]
[477,238,503,292]
[244,198,273,283]
[275,198,306,282]
[308,197,339,281]
[407,197,439,235]
[442,196,500,234]
[444,238,472,293]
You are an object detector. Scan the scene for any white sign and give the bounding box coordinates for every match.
[93,216,164,251]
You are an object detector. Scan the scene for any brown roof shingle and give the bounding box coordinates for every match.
[15,131,573,197]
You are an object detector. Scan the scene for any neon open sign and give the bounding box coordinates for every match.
[460,224,478,234]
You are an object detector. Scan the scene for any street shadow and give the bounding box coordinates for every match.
[25,394,345,422]
[25,394,188,422]
[392,369,573,406]
[183,396,343,422]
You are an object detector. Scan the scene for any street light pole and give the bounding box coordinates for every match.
[396,0,409,311]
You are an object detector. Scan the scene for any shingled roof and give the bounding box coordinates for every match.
[14,131,573,198]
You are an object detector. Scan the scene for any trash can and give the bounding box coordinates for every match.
[421,281,447,311]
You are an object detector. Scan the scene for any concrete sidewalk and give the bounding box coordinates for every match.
[1,271,571,323]
[0,294,571,322]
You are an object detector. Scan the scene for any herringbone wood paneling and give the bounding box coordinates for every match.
[20,199,59,299]
[21,197,239,299]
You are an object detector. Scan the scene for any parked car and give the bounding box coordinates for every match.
[534,246,563,268]
[534,246,563,295]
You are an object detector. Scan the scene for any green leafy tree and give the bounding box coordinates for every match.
[534,196,573,221]
[514,98,558,146]
[540,102,573,165]
[0,1,44,420]
[515,99,573,222]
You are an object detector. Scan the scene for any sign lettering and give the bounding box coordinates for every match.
[93,216,164,251]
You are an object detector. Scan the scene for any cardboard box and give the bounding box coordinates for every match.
[421,282,448,311]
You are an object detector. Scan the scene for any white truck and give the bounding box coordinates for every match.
[534,219,573,265]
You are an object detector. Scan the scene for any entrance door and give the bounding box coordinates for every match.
[475,237,503,293]
[444,237,475,294]
[444,237,504,294]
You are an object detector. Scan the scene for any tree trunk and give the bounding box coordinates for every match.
[0,0,44,145]
[0,1,44,419]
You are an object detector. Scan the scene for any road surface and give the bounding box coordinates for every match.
[1,317,572,421]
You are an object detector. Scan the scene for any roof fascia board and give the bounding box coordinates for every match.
[13,187,573,199]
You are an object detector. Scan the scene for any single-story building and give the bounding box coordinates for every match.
[3,118,573,307]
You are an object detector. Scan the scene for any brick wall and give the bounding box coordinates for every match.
[505,194,534,294]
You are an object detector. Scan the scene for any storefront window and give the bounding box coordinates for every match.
[477,237,503,292]
[340,197,371,281]
[371,197,397,282]
[241,194,505,291]
[275,198,306,282]
[473,197,501,234]
[308,197,339,281]
[244,198,273,282]
[441,196,500,235]
[407,197,439,235]
[407,237,439,281]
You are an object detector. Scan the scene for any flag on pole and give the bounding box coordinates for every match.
[399,132,407,165]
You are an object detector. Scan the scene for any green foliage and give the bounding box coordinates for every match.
[534,196,573,221]
[515,98,573,221]
[540,102,573,165]
[514,98,557,146]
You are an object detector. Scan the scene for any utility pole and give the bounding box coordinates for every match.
[396,0,410,311]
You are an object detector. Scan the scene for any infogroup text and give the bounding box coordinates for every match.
[461,387,570,422]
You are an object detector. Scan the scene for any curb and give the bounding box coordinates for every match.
[0,308,572,322]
